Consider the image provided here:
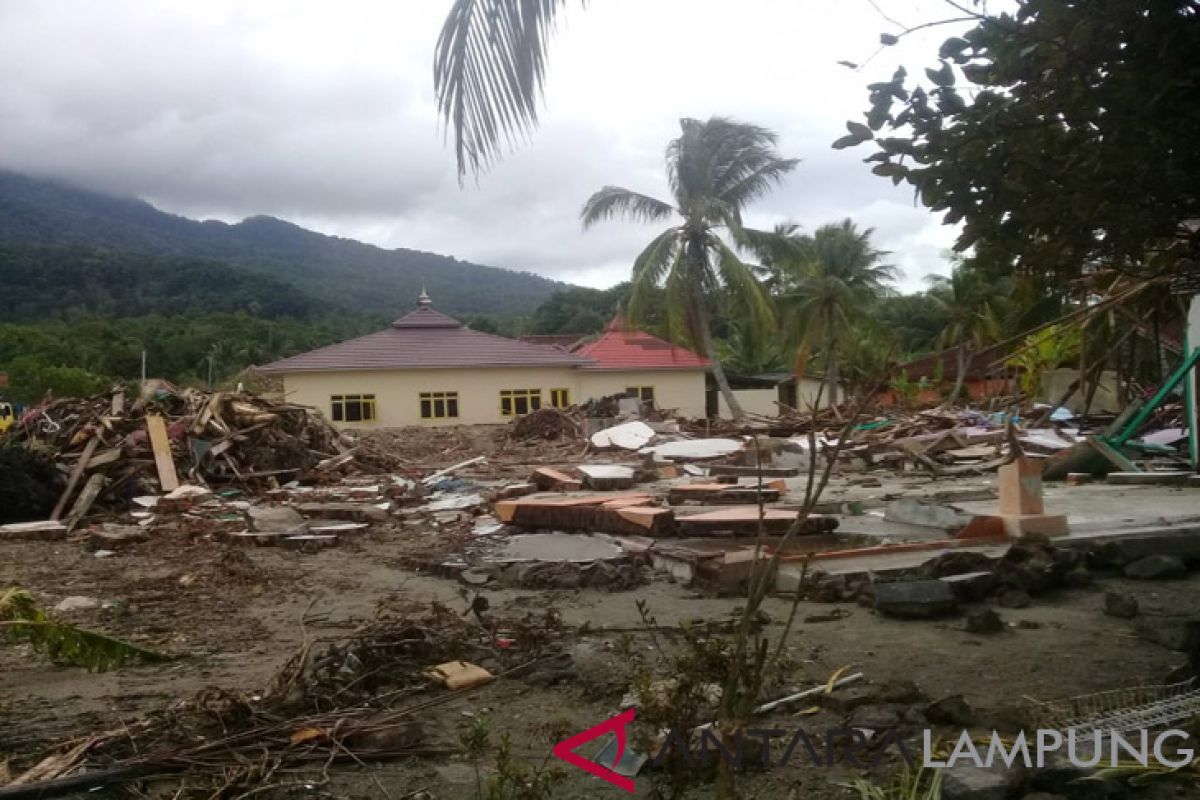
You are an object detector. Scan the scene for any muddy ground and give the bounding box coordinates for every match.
[3,472,1200,798]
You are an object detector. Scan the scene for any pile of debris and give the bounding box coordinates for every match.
[510,406,583,441]
[6,384,360,529]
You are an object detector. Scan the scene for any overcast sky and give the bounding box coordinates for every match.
[0,0,976,293]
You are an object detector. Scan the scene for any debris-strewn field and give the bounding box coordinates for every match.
[3,386,1199,800]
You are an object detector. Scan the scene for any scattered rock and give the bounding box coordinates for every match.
[1016,620,1042,630]
[1124,554,1187,580]
[916,551,993,582]
[997,589,1032,609]
[247,505,307,533]
[942,762,1026,800]
[994,535,1085,596]
[874,580,959,619]
[1104,591,1139,619]
[965,609,1006,635]
[940,571,999,603]
[54,596,101,613]
[925,694,976,727]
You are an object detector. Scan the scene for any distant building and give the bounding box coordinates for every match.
[259,295,709,426]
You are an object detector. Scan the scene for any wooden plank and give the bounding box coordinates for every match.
[66,473,108,531]
[50,436,100,521]
[146,414,180,491]
[86,447,124,470]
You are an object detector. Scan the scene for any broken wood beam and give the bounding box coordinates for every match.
[145,414,180,492]
[50,435,100,521]
[65,473,108,531]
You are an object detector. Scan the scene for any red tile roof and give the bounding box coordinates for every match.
[260,299,593,373]
[575,318,710,371]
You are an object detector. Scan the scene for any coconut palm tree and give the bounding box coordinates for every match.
[775,220,897,408]
[581,117,797,419]
[925,262,1009,403]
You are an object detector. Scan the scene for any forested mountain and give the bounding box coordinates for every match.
[0,170,566,316]
[0,245,319,320]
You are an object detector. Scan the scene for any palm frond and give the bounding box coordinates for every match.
[734,224,809,268]
[666,117,797,212]
[718,156,802,207]
[434,0,572,181]
[709,234,776,330]
[581,186,676,228]
[1,587,173,673]
[627,238,683,326]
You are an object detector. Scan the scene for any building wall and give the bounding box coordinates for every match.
[280,366,708,426]
[1039,368,1122,413]
[793,377,828,409]
[576,369,707,418]
[716,388,779,418]
[282,366,582,427]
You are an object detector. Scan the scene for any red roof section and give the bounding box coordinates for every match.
[260,297,593,372]
[575,318,710,371]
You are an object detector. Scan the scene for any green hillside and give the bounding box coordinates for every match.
[0,170,567,317]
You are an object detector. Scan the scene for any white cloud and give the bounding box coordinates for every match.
[0,0,973,290]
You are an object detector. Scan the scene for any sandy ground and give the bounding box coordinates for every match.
[3,478,1200,798]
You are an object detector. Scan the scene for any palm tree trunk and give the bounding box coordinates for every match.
[686,242,744,421]
[949,344,967,404]
[698,301,743,420]
[823,326,839,409]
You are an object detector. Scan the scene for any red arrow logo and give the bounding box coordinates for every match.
[551,707,637,793]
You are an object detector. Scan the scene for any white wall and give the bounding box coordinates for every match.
[716,388,778,418]
[280,365,709,426]
[576,369,707,418]
[1039,368,1123,413]
[282,366,580,427]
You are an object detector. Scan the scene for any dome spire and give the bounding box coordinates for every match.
[417,286,432,307]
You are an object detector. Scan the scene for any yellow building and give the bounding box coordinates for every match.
[259,294,709,427]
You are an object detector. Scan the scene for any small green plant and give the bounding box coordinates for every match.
[841,764,943,799]
[0,587,172,672]
[459,714,565,800]
[888,369,921,407]
[1006,322,1082,397]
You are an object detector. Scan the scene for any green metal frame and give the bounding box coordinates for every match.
[1108,346,1200,448]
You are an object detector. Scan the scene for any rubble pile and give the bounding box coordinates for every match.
[510,406,583,441]
[6,385,360,524]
